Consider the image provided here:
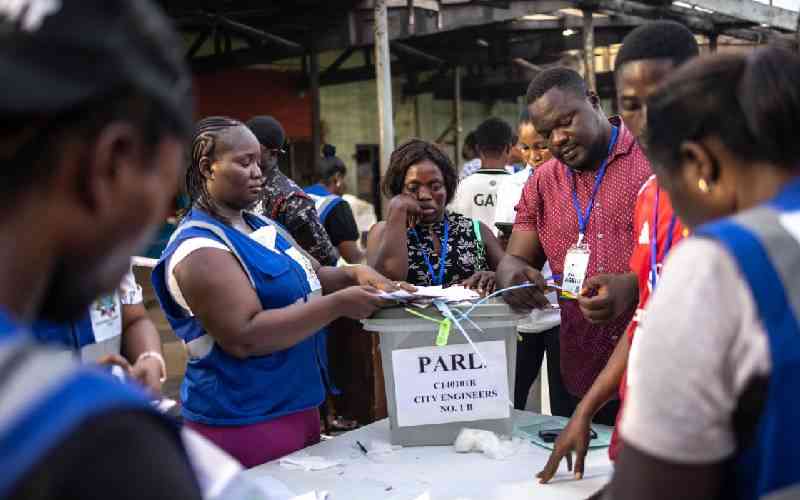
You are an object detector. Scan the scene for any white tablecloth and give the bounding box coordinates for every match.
[243,411,613,500]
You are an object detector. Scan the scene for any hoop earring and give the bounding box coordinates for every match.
[698,179,710,193]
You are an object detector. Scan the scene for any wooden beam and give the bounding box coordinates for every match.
[689,0,797,31]
[320,47,357,81]
[352,0,574,44]
[590,0,716,32]
[186,28,211,59]
[391,41,445,66]
[213,15,303,51]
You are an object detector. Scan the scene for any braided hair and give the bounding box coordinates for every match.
[185,116,244,222]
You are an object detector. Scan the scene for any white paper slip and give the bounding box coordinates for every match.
[378,285,480,303]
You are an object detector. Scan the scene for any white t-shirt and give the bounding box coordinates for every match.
[450,169,510,235]
[118,263,144,305]
[493,166,560,334]
[494,166,532,225]
[620,237,771,464]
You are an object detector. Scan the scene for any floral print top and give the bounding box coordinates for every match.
[405,211,487,286]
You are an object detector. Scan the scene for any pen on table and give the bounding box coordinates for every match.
[356,440,368,455]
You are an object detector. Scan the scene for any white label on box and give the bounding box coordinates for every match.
[391,340,510,427]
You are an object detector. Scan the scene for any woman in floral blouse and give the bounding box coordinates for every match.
[367,139,504,294]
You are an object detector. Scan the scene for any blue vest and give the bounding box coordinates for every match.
[30,293,122,358]
[696,178,800,500]
[152,208,328,425]
[304,183,343,224]
[0,312,165,497]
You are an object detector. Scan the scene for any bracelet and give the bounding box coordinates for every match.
[136,351,167,383]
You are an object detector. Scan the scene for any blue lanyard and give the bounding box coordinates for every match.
[649,186,678,290]
[411,216,450,286]
[569,126,619,243]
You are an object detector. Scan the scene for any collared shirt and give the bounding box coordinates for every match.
[514,117,652,396]
[256,166,338,266]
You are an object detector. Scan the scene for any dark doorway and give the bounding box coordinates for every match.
[354,144,382,220]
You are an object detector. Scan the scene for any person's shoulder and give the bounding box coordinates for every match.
[531,158,561,179]
[282,192,316,214]
[657,236,748,311]
[636,175,658,198]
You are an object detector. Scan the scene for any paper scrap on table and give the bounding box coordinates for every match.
[279,455,341,471]
[453,428,523,460]
[365,439,402,455]
[378,285,480,303]
[291,492,331,500]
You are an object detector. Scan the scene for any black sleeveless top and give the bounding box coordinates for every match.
[405,211,488,286]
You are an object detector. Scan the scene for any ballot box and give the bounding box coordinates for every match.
[362,300,520,446]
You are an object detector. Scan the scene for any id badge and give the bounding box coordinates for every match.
[561,242,590,299]
[89,293,122,342]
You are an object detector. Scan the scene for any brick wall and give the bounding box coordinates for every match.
[194,68,312,140]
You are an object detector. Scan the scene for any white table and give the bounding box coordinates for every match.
[244,411,612,500]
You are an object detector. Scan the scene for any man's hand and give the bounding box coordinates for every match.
[537,414,594,483]
[578,273,638,324]
[496,255,550,312]
[461,271,496,297]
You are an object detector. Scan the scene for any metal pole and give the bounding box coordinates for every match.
[310,46,322,181]
[582,9,596,92]
[374,0,395,209]
[408,0,416,35]
[453,66,463,165]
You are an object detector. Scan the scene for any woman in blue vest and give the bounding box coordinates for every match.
[606,47,800,500]
[304,144,364,263]
[153,116,404,468]
[32,265,167,394]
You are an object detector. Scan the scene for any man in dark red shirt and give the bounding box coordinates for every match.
[534,22,699,488]
[497,68,651,425]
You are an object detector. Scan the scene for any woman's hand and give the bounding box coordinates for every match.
[97,353,163,395]
[331,285,391,319]
[461,271,496,297]
[387,194,422,228]
[130,356,165,396]
[353,265,417,293]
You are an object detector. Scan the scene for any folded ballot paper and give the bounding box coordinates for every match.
[377,285,480,305]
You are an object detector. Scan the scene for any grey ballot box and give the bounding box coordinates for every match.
[362,300,521,446]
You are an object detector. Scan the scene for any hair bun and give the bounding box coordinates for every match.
[322,144,336,158]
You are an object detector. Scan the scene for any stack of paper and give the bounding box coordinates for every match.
[377,285,480,305]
